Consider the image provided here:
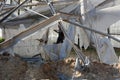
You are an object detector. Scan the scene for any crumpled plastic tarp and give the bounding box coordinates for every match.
[59,20,76,59]
[79,0,119,64]
[98,37,119,64]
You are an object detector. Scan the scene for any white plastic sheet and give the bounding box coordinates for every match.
[80,0,119,64]
[98,37,119,64]
[59,20,76,59]
[80,0,106,13]
[76,0,90,49]
[43,44,61,60]
[89,5,120,33]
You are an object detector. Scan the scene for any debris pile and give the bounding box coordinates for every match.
[0,0,120,80]
[0,53,27,80]
[76,61,120,80]
[0,53,120,80]
[24,58,75,80]
[0,53,75,80]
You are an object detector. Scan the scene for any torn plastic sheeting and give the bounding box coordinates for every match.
[43,44,61,60]
[80,1,120,36]
[47,23,59,44]
[76,28,90,49]
[60,2,79,13]
[79,0,119,65]
[79,0,106,14]
[77,0,90,49]
[96,0,120,9]
[110,35,120,48]
[110,21,120,34]
[10,28,49,57]
[90,0,106,10]
[59,20,76,59]
[89,5,120,33]
[98,37,119,64]
[86,5,120,64]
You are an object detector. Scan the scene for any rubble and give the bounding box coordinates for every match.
[76,62,120,80]
[0,53,120,80]
[0,53,27,80]
[0,0,120,80]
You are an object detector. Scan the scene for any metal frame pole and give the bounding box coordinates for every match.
[63,19,120,43]
[45,0,87,65]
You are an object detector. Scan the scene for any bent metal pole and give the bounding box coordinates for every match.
[0,0,30,23]
[63,19,120,43]
[45,0,87,65]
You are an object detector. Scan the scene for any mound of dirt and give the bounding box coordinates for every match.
[0,53,120,80]
[0,54,75,80]
[75,61,120,80]
[24,58,75,80]
[0,53,28,80]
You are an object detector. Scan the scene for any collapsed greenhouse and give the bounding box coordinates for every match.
[0,0,120,80]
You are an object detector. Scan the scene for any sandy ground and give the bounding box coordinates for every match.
[0,52,120,80]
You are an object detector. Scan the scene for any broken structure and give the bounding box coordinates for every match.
[0,0,120,69]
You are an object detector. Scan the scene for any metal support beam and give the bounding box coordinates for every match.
[2,0,77,11]
[13,0,49,19]
[24,8,49,19]
[0,13,60,51]
[45,0,87,65]
[0,0,29,23]
[63,19,120,43]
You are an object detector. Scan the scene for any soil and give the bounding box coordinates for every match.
[0,53,120,80]
[74,61,120,80]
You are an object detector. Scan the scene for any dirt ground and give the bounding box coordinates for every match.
[0,52,120,80]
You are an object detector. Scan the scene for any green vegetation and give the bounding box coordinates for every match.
[0,37,5,43]
[114,48,120,56]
